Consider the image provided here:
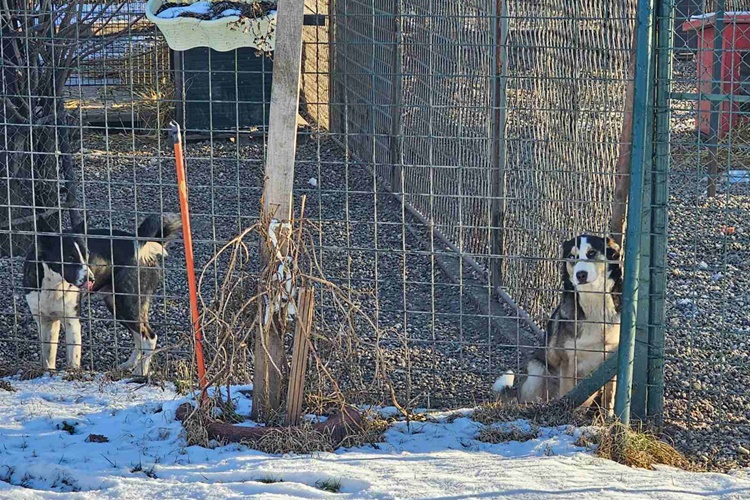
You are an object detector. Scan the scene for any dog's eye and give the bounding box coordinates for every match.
[586,250,596,259]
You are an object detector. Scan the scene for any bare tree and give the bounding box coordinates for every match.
[1,0,142,255]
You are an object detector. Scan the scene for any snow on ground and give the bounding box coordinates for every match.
[155,2,276,20]
[0,376,749,499]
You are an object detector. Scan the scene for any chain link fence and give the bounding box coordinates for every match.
[331,0,634,333]
[663,0,750,471]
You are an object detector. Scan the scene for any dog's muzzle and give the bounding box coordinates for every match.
[576,270,588,284]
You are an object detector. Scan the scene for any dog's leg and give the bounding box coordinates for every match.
[103,289,141,371]
[119,326,142,371]
[518,359,549,403]
[133,323,156,377]
[558,354,577,399]
[64,317,82,370]
[602,376,617,417]
[39,317,61,370]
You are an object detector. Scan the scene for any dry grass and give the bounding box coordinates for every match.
[0,364,16,378]
[475,399,696,471]
[180,398,388,454]
[477,423,540,444]
[62,369,94,382]
[315,478,342,493]
[473,399,590,428]
[252,422,336,454]
[19,366,47,381]
[182,405,212,448]
[133,79,175,133]
[699,120,750,166]
[596,423,697,471]
[339,411,389,449]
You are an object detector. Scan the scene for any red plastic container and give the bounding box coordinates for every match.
[683,12,750,137]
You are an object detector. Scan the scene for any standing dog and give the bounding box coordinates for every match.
[493,235,622,411]
[23,215,181,376]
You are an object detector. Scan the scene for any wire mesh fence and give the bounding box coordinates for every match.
[0,0,748,471]
[662,1,750,471]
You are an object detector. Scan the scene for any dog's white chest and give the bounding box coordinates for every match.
[25,268,80,321]
[565,291,620,378]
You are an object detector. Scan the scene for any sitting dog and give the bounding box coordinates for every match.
[493,234,622,411]
[23,215,181,376]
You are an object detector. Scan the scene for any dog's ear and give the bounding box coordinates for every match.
[605,236,621,262]
[561,237,576,258]
[560,237,576,282]
[606,236,623,287]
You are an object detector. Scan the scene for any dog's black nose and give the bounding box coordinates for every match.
[576,271,588,283]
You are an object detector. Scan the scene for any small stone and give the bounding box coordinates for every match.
[149,158,158,167]
[739,446,750,456]
[698,261,709,270]
[691,380,702,391]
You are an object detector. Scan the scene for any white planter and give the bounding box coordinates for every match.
[146,0,277,52]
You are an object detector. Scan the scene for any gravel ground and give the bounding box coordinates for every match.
[661,58,750,471]
[0,130,533,409]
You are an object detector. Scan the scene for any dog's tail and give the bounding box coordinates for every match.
[137,214,181,241]
[491,370,516,401]
[136,214,182,263]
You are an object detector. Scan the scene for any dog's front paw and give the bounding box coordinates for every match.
[118,353,142,372]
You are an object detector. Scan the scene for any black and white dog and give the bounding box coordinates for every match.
[23,215,181,376]
[493,234,622,411]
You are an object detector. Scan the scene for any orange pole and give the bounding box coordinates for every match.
[169,121,207,400]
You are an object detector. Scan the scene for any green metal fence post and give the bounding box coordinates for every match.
[614,0,657,425]
[647,0,674,424]
[632,88,654,420]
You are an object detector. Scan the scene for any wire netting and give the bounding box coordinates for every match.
[663,0,750,471]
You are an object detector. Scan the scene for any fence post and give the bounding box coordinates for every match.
[646,0,674,425]
[252,0,306,422]
[706,1,725,197]
[632,2,662,419]
[490,0,508,289]
[614,0,657,425]
[389,0,404,192]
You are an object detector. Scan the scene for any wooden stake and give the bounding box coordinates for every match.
[610,30,638,246]
[285,287,315,426]
[252,0,306,422]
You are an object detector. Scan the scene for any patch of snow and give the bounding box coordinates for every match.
[690,11,750,20]
[155,2,270,21]
[309,177,317,187]
[0,376,749,498]
[156,1,212,19]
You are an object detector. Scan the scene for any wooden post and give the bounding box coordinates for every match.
[610,30,637,246]
[285,287,315,426]
[252,0,306,422]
